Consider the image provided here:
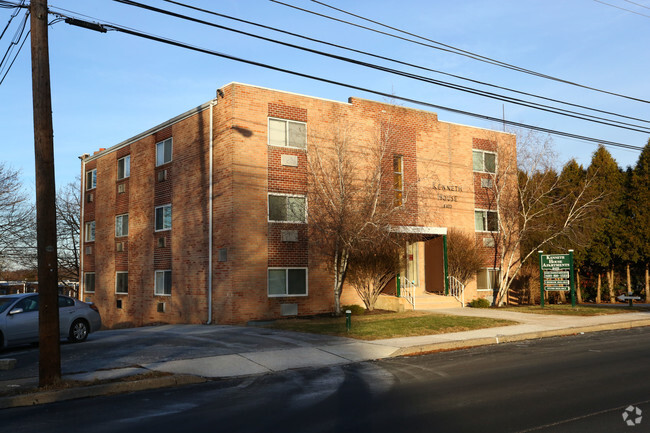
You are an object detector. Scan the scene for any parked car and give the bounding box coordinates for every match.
[0,293,101,349]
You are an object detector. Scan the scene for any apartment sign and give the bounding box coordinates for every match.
[433,183,462,209]
[540,254,571,291]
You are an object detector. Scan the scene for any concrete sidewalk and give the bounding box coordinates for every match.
[2,307,650,409]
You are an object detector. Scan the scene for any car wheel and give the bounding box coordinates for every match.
[69,319,89,343]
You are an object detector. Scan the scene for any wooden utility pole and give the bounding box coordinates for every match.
[30,0,61,386]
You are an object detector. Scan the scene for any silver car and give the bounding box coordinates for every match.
[0,293,102,349]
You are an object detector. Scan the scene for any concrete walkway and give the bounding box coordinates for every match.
[2,307,650,409]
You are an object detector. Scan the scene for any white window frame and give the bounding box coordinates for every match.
[472,150,497,174]
[268,193,307,223]
[154,270,172,296]
[115,271,128,294]
[155,204,172,232]
[86,169,97,190]
[268,117,307,149]
[117,155,130,180]
[84,272,96,293]
[156,138,173,167]
[477,268,500,291]
[474,209,499,233]
[405,242,418,286]
[85,221,95,242]
[267,267,308,297]
[115,214,129,237]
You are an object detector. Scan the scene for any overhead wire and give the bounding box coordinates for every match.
[112,0,650,133]
[272,0,650,104]
[623,0,650,9]
[162,0,650,127]
[593,0,650,18]
[0,26,27,86]
[0,0,24,41]
[0,9,28,85]
[52,10,644,152]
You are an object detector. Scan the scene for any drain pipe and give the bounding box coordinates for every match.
[207,98,215,324]
[78,153,89,300]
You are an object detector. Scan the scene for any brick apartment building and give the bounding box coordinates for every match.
[80,82,516,327]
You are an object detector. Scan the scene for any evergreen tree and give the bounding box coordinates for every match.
[616,167,641,296]
[630,140,650,300]
[554,159,590,303]
[584,146,624,303]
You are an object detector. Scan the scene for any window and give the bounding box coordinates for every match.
[473,150,496,173]
[117,155,130,179]
[58,296,74,308]
[405,242,418,285]
[15,295,39,312]
[394,155,403,207]
[156,138,172,166]
[116,272,128,294]
[268,268,307,296]
[115,214,129,237]
[477,268,500,291]
[268,194,306,223]
[84,273,95,293]
[475,210,498,232]
[85,221,95,242]
[86,169,97,190]
[155,205,172,231]
[268,118,306,149]
[155,270,172,295]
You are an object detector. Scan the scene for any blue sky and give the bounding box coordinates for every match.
[1,0,649,193]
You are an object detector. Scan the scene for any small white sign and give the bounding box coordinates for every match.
[281,154,298,167]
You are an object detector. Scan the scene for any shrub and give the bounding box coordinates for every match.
[469,298,491,308]
[342,304,366,315]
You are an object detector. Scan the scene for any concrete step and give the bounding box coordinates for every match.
[413,293,463,310]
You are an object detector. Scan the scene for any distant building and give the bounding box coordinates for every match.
[80,82,516,327]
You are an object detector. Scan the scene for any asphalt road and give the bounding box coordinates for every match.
[3,327,650,432]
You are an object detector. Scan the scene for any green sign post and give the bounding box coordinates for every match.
[539,251,576,308]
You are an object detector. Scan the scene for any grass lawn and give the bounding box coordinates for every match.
[263,311,516,340]
[498,304,648,316]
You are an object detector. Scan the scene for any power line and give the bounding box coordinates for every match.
[111,0,650,133]
[593,0,650,17]
[0,9,28,84]
[56,12,645,152]
[162,0,650,127]
[272,0,650,104]
[0,0,24,41]
[0,27,28,86]
[623,0,650,10]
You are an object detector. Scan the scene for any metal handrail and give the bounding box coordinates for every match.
[402,276,416,310]
[447,276,466,307]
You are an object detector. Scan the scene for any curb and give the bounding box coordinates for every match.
[0,374,206,410]
[390,318,650,357]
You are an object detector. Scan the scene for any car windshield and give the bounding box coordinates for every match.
[0,298,16,314]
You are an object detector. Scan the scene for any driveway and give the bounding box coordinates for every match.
[0,324,353,381]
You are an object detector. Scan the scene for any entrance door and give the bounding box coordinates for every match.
[424,237,445,294]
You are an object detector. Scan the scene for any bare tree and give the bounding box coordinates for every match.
[346,235,404,311]
[56,178,81,287]
[0,162,35,276]
[484,130,603,305]
[307,109,415,314]
[446,228,484,286]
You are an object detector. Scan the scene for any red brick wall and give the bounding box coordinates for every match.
[83,109,211,328]
[472,138,500,268]
[81,83,518,325]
